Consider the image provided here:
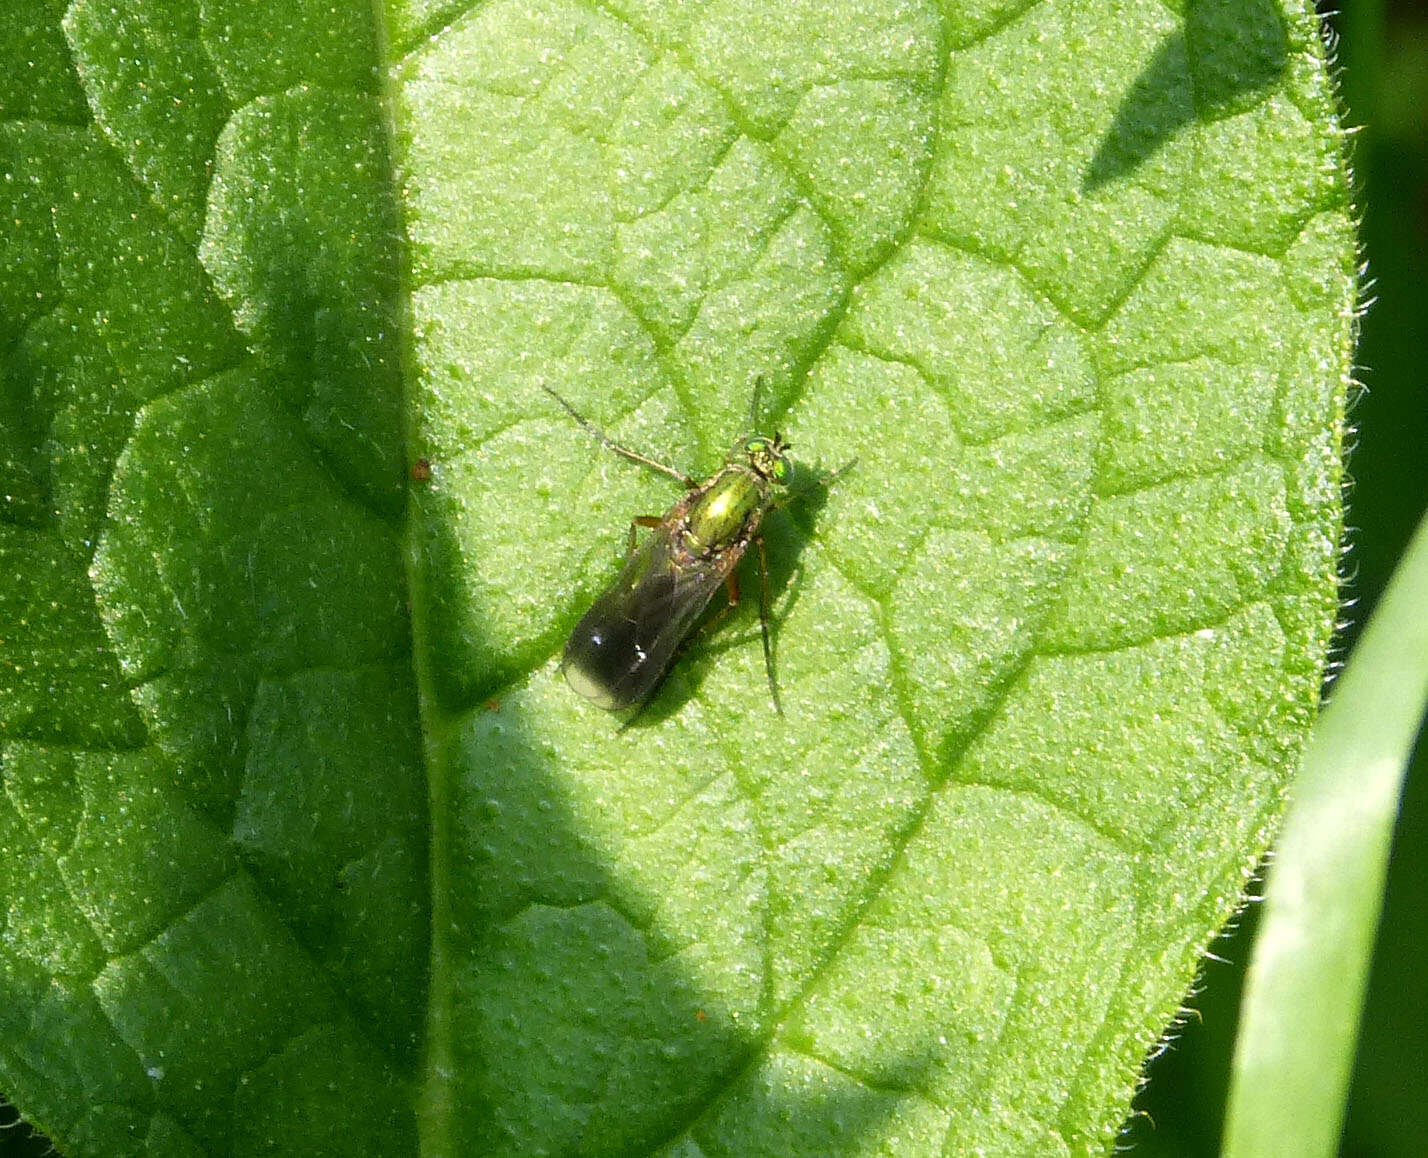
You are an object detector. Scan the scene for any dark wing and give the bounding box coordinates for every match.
[561,527,731,710]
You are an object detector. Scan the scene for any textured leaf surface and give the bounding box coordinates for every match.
[0,0,1355,1155]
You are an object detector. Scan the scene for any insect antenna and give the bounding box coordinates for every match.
[750,373,768,433]
[542,385,695,486]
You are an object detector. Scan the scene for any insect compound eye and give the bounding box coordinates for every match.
[744,437,787,482]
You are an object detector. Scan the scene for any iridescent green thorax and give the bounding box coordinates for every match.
[684,436,790,555]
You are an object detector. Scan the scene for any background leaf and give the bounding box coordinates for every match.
[1223,511,1428,1157]
[1,0,1355,1155]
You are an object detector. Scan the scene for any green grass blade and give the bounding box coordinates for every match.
[1224,508,1428,1158]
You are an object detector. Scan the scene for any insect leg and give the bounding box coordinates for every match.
[543,386,696,486]
[756,535,784,716]
[628,514,662,555]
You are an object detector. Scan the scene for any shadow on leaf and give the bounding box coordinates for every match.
[1084,0,1288,192]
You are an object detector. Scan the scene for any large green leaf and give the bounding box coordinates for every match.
[0,0,1355,1155]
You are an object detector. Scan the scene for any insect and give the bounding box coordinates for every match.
[545,382,846,714]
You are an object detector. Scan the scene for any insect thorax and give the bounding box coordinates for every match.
[684,466,767,554]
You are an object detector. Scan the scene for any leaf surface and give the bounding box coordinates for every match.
[0,0,1355,1155]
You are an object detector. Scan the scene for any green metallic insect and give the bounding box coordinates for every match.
[544,383,846,714]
